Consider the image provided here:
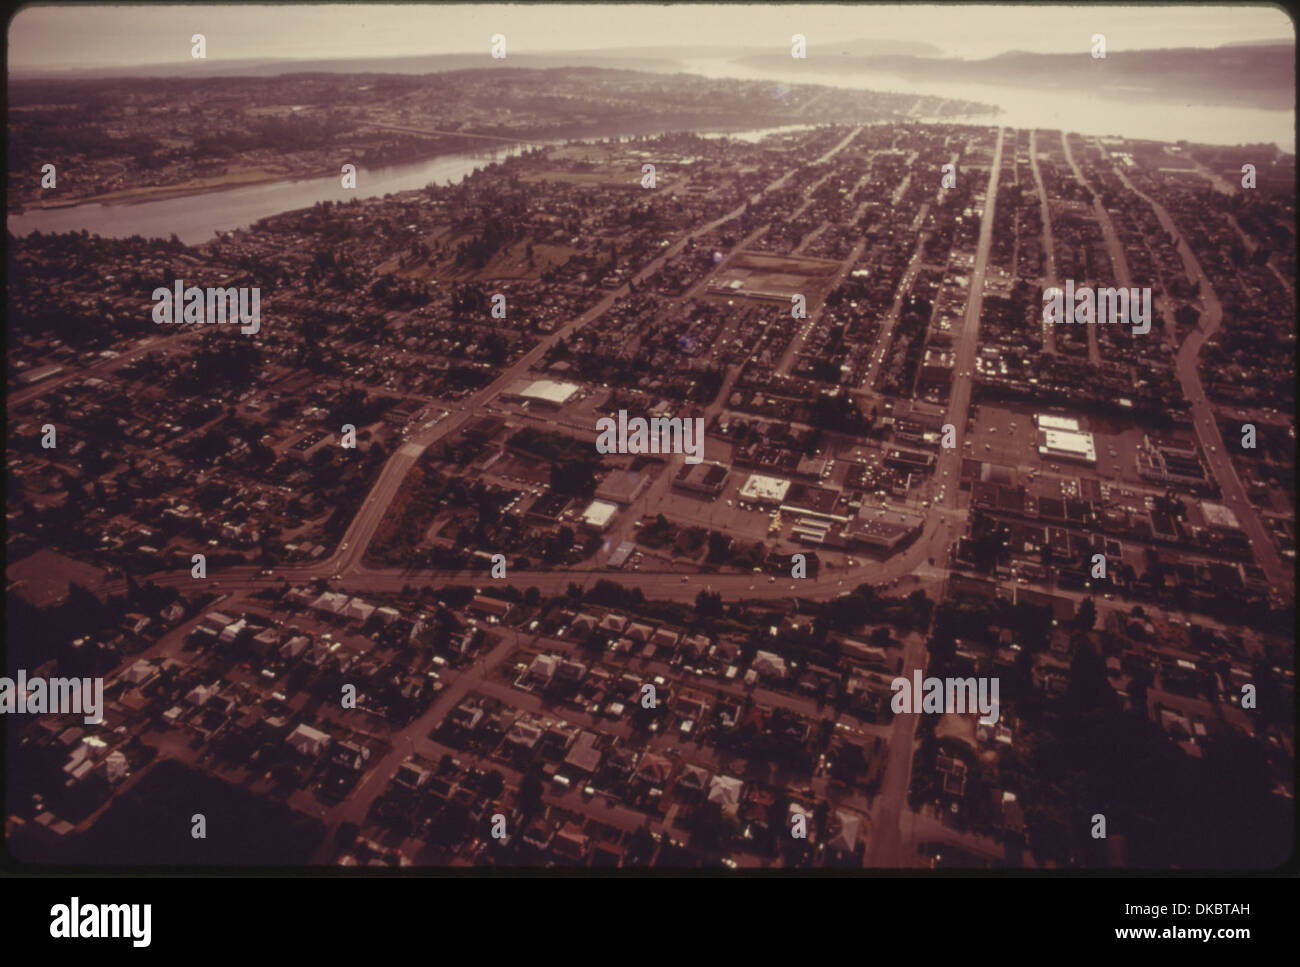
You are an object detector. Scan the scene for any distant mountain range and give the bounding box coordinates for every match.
[13,38,1293,111]
[10,51,678,80]
[733,42,1296,110]
[11,38,943,80]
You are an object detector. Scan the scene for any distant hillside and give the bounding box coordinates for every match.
[14,40,1292,111]
[1220,37,1295,47]
[825,38,945,57]
[10,50,682,80]
[734,43,1296,110]
[11,39,944,81]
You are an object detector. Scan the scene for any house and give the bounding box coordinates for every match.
[252,627,280,654]
[752,650,789,680]
[506,719,543,751]
[122,613,152,636]
[311,592,349,615]
[707,775,744,810]
[332,740,371,772]
[634,752,673,788]
[565,731,604,774]
[556,659,588,684]
[570,613,599,636]
[599,613,629,635]
[542,723,578,756]
[186,683,218,707]
[122,660,156,687]
[522,819,555,851]
[937,755,968,797]
[102,750,130,784]
[553,823,590,862]
[626,622,655,644]
[286,723,331,757]
[450,703,484,732]
[280,635,311,659]
[827,811,862,854]
[651,627,681,650]
[604,746,637,778]
[285,587,316,607]
[218,618,248,644]
[199,611,236,634]
[526,654,559,684]
[343,598,376,622]
[468,595,512,621]
[677,763,711,795]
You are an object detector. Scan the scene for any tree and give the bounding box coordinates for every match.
[694,590,723,619]
[627,826,657,866]
[831,742,867,785]
[1075,596,1097,632]
[482,770,506,800]
[519,765,545,817]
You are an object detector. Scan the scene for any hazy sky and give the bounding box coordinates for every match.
[10,4,1294,71]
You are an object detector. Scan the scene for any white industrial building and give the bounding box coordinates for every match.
[739,473,792,506]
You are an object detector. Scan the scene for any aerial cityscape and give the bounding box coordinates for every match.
[4,4,1295,875]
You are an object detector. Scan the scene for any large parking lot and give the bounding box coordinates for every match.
[963,402,1168,489]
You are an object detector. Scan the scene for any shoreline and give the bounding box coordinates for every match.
[4,114,966,218]
[8,168,329,215]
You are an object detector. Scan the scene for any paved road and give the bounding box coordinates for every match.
[1059,132,1104,366]
[1111,167,1290,593]
[1028,130,1060,355]
[864,127,1004,868]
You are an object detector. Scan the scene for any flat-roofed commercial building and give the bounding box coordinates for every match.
[596,468,651,506]
[841,503,924,553]
[606,541,635,569]
[580,499,618,532]
[1035,413,1082,433]
[502,379,581,408]
[674,461,730,497]
[739,473,792,507]
[1036,428,1096,465]
[1200,501,1241,531]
